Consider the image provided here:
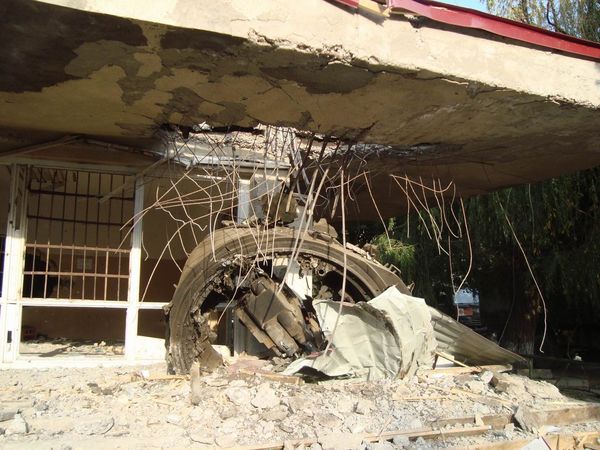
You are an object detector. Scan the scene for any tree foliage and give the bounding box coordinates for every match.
[486,0,600,41]
[365,0,600,357]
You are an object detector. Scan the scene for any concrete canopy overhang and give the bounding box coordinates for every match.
[1,0,599,218]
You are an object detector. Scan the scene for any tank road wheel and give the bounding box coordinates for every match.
[165,226,408,374]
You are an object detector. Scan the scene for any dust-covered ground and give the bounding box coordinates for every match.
[0,359,599,449]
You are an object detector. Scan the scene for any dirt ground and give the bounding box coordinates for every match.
[0,358,599,450]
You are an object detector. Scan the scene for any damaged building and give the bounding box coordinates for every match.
[1,0,600,447]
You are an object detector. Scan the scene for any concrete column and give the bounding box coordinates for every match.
[0,165,28,363]
[125,179,144,360]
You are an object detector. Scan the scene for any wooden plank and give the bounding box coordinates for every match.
[236,368,304,386]
[449,432,600,450]
[374,425,491,441]
[449,386,515,407]
[231,425,492,450]
[436,351,470,368]
[516,404,600,431]
[357,0,390,17]
[422,364,513,376]
[433,413,513,430]
[427,384,515,408]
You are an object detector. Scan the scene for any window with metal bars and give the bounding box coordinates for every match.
[24,168,134,301]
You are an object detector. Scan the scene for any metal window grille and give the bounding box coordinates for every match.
[24,168,135,301]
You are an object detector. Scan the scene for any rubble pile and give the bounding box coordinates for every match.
[1,361,599,449]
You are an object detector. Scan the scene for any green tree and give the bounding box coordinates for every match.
[366,0,600,357]
[486,0,600,41]
[361,0,600,357]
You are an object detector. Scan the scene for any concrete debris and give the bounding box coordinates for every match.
[479,370,496,385]
[355,399,375,415]
[260,405,289,421]
[5,414,28,436]
[226,387,252,407]
[251,384,280,409]
[318,431,363,450]
[466,380,487,394]
[73,416,114,435]
[0,410,17,422]
[392,435,410,447]
[188,431,214,444]
[0,362,599,448]
[165,414,183,425]
[215,434,237,447]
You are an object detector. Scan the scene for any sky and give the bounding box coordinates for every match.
[438,0,488,12]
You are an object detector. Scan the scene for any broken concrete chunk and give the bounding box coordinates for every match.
[165,414,182,425]
[314,412,344,429]
[219,408,236,420]
[0,410,17,422]
[391,384,412,401]
[279,422,294,434]
[73,416,114,435]
[514,406,539,433]
[188,431,215,444]
[318,431,364,450]
[479,370,496,385]
[466,380,486,394]
[408,418,423,429]
[34,400,49,412]
[260,405,289,421]
[215,434,237,447]
[336,397,355,414]
[251,384,280,409]
[525,380,562,399]
[225,387,252,407]
[5,414,28,435]
[392,435,410,447]
[355,399,375,415]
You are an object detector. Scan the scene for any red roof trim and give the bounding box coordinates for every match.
[331,0,600,60]
[331,0,359,9]
[389,0,600,60]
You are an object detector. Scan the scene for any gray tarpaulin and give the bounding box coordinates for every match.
[284,286,437,380]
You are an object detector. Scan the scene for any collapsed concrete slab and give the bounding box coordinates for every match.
[1,0,599,216]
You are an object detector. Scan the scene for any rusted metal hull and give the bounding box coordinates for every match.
[166,226,524,375]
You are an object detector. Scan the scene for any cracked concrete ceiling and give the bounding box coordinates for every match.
[1,0,599,218]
